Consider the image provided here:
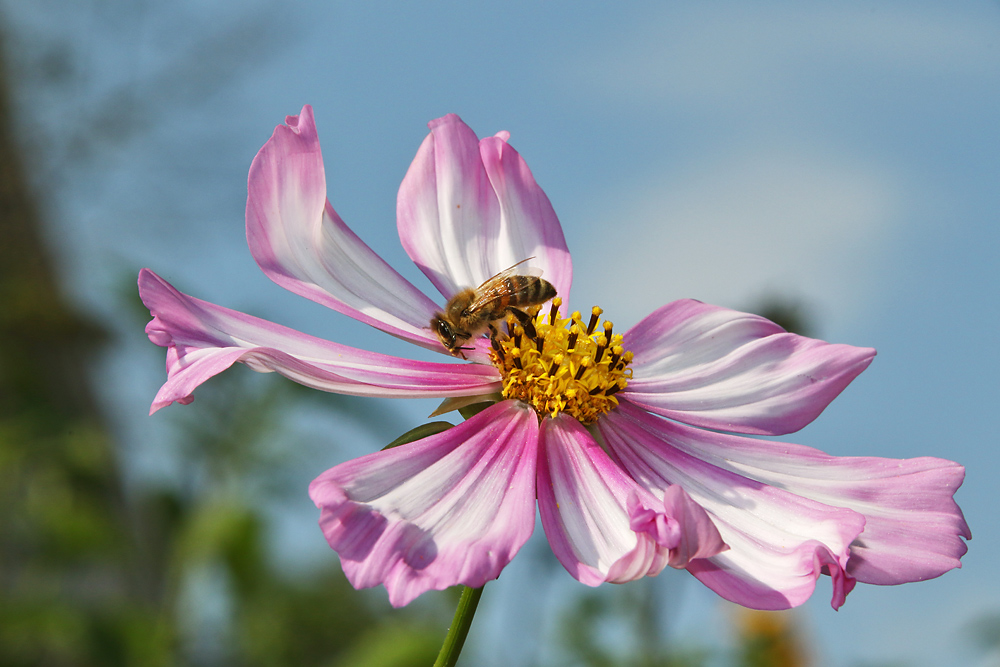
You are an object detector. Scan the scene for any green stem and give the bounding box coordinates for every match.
[433,585,485,667]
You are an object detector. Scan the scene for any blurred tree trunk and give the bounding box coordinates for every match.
[0,24,435,665]
[0,26,165,667]
[0,35,106,422]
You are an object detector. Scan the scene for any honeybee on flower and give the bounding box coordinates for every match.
[430,258,556,358]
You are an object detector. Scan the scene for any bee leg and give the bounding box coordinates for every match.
[508,308,538,340]
[490,338,503,355]
[488,324,507,354]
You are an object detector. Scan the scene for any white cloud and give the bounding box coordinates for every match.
[554,3,991,336]
[569,144,901,335]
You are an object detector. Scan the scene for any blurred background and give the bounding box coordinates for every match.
[1,1,997,665]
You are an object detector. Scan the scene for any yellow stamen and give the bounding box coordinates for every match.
[586,306,603,335]
[489,304,633,424]
[549,297,562,326]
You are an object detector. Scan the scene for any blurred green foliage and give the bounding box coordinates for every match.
[0,29,442,662]
[0,306,445,667]
[734,608,809,667]
[556,583,816,667]
[753,298,812,338]
[557,584,709,667]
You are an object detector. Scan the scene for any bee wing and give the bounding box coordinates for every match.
[468,258,544,314]
[469,277,517,312]
[480,257,542,285]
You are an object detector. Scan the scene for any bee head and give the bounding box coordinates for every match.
[431,315,456,348]
[431,314,473,358]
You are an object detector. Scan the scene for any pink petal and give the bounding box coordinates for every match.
[397,114,572,304]
[245,105,443,351]
[537,415,725,586]
[657,484,730,569]
[623,299,876,436]
[598,402,867,610]
[478,132,572,302]
[308,401,538,607]
[139,269,501,414]
[645,412,970,586]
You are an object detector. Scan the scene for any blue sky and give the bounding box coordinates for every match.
[8,1,999,664]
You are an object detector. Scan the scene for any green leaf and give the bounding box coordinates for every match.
[382,422,454,450]
[458,402,495,421]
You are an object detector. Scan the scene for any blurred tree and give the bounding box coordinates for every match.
[0,19,149,664]
[0,15,441,666]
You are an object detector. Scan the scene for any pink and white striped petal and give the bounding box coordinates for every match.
[139,269,501,414]
[598,402,867,610]
[623,300,876,436]
[309,401,538,607]
[397,114,572,304]
[478,132,572,303]
[648,417,970,586]
[245,105,443,350]
[655,484,730,569]
[537,415,724,586]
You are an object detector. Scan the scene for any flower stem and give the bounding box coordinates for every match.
[433,585,484,667]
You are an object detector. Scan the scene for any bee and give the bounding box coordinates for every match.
[431,258,557,358]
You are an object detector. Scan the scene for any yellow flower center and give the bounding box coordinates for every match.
[489,298,633,424]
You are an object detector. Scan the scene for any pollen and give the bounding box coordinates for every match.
[490,298,633,424]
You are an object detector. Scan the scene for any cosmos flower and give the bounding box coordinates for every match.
[139,106,969,609]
